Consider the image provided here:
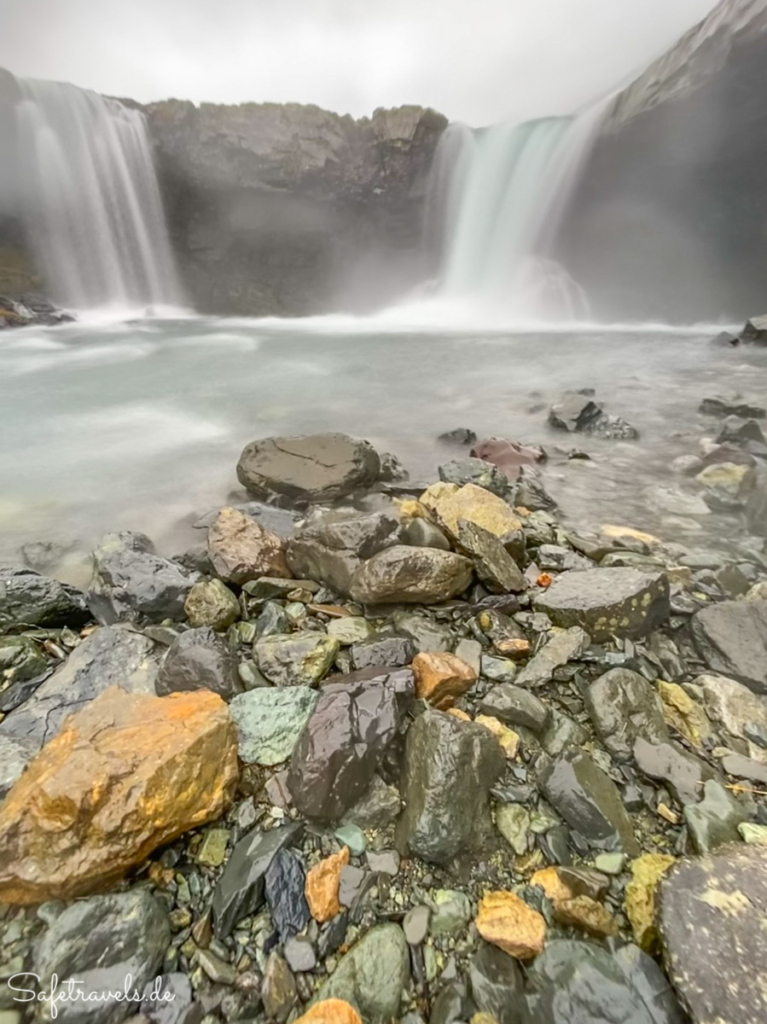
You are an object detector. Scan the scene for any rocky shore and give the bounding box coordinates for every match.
[1,393,767,1024]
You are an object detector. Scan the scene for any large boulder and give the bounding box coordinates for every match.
[207,507,289,585]
[660,843,767,1024]
[691,601,767,693]
[396,709,504,865]
[0,566,89,633]
[237,434,381,504]
[420,482,522,540]
[350,545,473,604]
[0,686,238,903]
[156,626,243,700]
[534,568,669,641]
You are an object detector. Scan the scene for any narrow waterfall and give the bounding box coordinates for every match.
[426,102,609,321]
[6,74,182,311]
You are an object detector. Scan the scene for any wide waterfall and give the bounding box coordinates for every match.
[5,74,183,311]
[426,102,609,321]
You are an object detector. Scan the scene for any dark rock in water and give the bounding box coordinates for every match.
[254,631,339,687]
[548,395,639,440]
[715,415,766,446]
[400,517,451,551]
[35,890,170,1024]
[684,780,749,854]
[691,600,767,693]
[744,465,767,537]
[457,519,527,593]
[156,626,242,700]
[89,532,199,624]
[712,331,740,347]
[211,821,303,937]
[237,433,381,504]
[534,568,669,641]
[396,708,504,865]
[741,314,767,343]
[141,974,202,1024]
[379,451,409,482]
[264,847,309,943]
[287,670,401,821]
[699,394,766,419]
[524,938,685,1024]
[660,843,767,1024]
[0,566,89,632]
[539,749,639,854]
[477,682,550,733]
[584,668,669,761]
[469,942,524,1024]
[314,922,410,1022]
[439,457,510,497]
[633,737,720,806]
[513,465,558,512]
[438,428,477,445]
[350,545,473,604]
[351,635,415,670]
[470,437,546,481]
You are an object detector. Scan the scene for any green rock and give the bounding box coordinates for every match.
[335,823,367,856]
[184,578,240,631]
[229,686,319,764]
[0,635,47,684]
[480,655,518,684]
[739,822,767,844]
[496,803,531,855]
[315,923,410,1022]
[429,889,472,936]
[327,617,376,645]
[595,853,626,875]
[198,828,230,867]
[254,631,340,686]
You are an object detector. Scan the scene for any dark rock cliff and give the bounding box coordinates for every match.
[142,101,447,316]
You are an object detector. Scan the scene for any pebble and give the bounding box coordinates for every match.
[403,905,430,945]
[334,823,366,856]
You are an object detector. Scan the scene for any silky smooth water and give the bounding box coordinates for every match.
[1,317,764,578]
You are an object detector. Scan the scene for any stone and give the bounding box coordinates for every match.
[624,853,676,953]
[288,670,400,821]
[0,566,88,632]
[481,655,518,683]
[184,578,240,630]
[211,821,303,937]
[691,600,767,693]
[156,627,242,700]
[0,687,237,904]
[141,973,200,1024]
[284,937,318,973]
[341,774,402,829]
[699,673,767,761]
[745,465,767,537]
[198,948,237,985]
[478,683,550,732]
[0,735,34,798]
[700,394,766,418]
[534,568,669,641]
[530,866,576,903]
[475,891,546,959]
[539,749,639,854]
[660,843,767,1024]
[740,822,767,844]
[254,631,339,687]
[327,617,375,645]
[633,737,719,806]
[720,751,767,785]
[294,1001,362,1024]
[584,668,669,761]
[265,847,310,942]
[475,714,520,758]
[684,780,748,854]
[716,415,766,445]
[286,510,399,595]
[338,864,366,906]
[197,827,230,867]
[496,804,530,855]
[403,905,430,945]
[89,532,199,623]
[439,427,478,445]
[595,852,626,875]
[350,635,415,670]
[400,517,451,551]
[350,545,473,604]
[366,849,399,875]
[229,686,318,764]
[516,627,590,687]
[35,890,170,1024]
[541,709,588,757]
[412,651,477,709]
[237,433,381,504]
[314,923,409,1023]
[657,681,712,747]
[393,610,455,652]
[0,635,46,690]
[439,457,510,497]
[262,951,297,1023]
[207,507,288,585]
[396,709,504,865]
[457,520,527,593]
[455,637,483,673]
[552,895,618,938]
[469,942,524,1024]
[334,823,366,856]
[420,482,522,540]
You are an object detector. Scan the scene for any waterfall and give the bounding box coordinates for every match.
[5,74,183,311]
[426,102,609,321]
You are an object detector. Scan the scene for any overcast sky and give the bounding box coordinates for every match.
[1,0,717,125]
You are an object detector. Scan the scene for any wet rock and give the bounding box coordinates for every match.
[264,847,310,942]
[420,482,522,540]
[472,437,546,481]
[514,466,558,512]
[540,709,588,756]
[534,567,669,642]
[692,601,767,693]
[350,635,415,670]
[237,433,381,504]
[475,713,520,758]
[0,566,88,632]
[469,943,524,1024]
[35,890,170,1024]
[306,846,349,922]
[657,681,713,748]
[439,427,477,445]
[0,687,237,904]
[624,853,676,954]
[516,627,590,687]
[660,843,767,1024]
[350,545,472,604]
[294,1002,362,1024]
[457,520,527,592]
[552,895,618,938]
[745,465,767,537]
[255,600,291,637]
[156,627,242,700]
[584,668,668,761]
[548,395,639,440]
[327,617,375,645]
[439,457,510,497]
[284,937,318,973]
[211,821,303,937]
[400,517,451,551]
[537,545,592,573]
[207,507,288,585]
[403,904,430,945]
[684,779,748,854]
[633,737,719,806]
[716,415,766,445]
[89,532,199,623]
[396,709,504,865]
[720,751,767,785]
[539,749,639,854]
[230,686,318,765]
[184,578,240,631]
[475,891,546,959]
[0,634,47,685]
[314,923,409,1023]
[262,951,297,1023]
[699,394,766,418]
[393,611,455,652]
[480,655,519,684]
[341,774,402,829]
[287,670,400,821]
[0,735,35,798]
[496,803,531,855]
[412,651,477,709]
[429,889,472,936]
[699,673,767,759]
[287,509,399,595]
[141,973,201,1024]
[255,631,339,687]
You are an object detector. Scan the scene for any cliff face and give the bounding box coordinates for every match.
[143,101,448,316]
[561,0,767,323]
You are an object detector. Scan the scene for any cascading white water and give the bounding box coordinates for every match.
[426,102,610,321]
[8,75,183,311]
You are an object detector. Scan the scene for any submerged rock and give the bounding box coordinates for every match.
[156,626,243,700]
[207,506,289,585]
[350,545,473,604]
[692,600,767,693]
[0,566,88,632]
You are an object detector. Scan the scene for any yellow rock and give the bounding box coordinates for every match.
[412,652,477,710]
[657,681,712,747]
[293,1001,362,1024]
[305,847,350,923]
[474,715,520,759]
[553,895,618,938]
[394,498,430,522]
[420,483,522,540]
[600,524,661,547]
[475,890,546,959]
[625,854,675,953]
[530,867,576,903]
[446,708,472,722]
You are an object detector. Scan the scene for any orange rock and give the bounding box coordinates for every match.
[207,506,289,585]
[475,891,546,959]
[305,847,350,922]
[553,895,618,938]
[412,652,477,710]
[446,708,472,722]
[530,867,576,903]
[536,573,553,589]
[293,1001,362,1024]
[474,715,520,759]
[493,637,531,659]
[0,686,238,905]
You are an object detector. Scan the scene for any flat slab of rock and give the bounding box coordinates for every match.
[457,519,527,593]
[420,482,522,539]
[237,433,381,504]
[0,566,88,632]
[691,600,767,693]
[660,843,767,1024]
[633,737,720,806]
[350,545,473,604]
[516,627,590,687]
[534,568,669,641]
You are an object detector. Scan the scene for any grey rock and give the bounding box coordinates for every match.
[513,466,558,512]
[548,396,639,440]
[429,889,472,936]
[327,617,375,645]
[745,465,767,537]
[699,394,766,419]
[400,518,451,551]
[516,627,590,687]
[495,803,531,855]
[584,668,669,761]
[478,683,550,732]
[350,545,473,604]
[350,635,415,670]
[0,734,35,798]
[341,774,402,829]
[254,601,291,638]
[229,686,318,765]
[699,673,767,755]
[480,655,518,684]
[469,943,524,1024]
[284,937,316,973]
[198,949,237,985]
[0,566,88,633]
[457,520,527,593]
[254,631,339,687]
[684,780,749,854]
[537,544,593,572]
[454,638,482,674]
[438,428,477,446]
[439,458,510,497]
[262,951,296,1023]
[720,751,767,786]
[396,709,504,865]
[0,634,47,684]
[392,611,455,652]
[140,973,201,1024]
[633,737,720,806]
[403,905,430,945]
[156,627,242,700]
[540,709,589,756]
[339,865,367,906]
[243,576,320,600]
[285,539,361,596]
[366,849,400,875]
[314,923,409,1023]
[183,578,240,631]
[534,568,669,641]
[692,601,767,693]
[660,843,767,1024]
